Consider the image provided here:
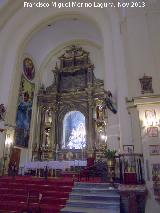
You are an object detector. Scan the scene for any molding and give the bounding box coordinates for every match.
[126,94,160,107]
[133,94,160,99]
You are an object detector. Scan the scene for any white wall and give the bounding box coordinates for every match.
[121,3,160,212]
[26,18,102,66]
[123,5,160,98]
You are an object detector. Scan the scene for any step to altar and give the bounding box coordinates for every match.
[61,182,120,213]
[61,206,119,213]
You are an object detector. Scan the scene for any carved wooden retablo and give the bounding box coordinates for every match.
[34,45,111,161]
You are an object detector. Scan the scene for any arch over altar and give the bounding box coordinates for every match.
[33,45,110,161]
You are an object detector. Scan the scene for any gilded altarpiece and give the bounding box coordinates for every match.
[33,46,108,161]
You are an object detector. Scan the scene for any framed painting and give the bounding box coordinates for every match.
[15,75,35,147]
[123,145,134,153]
[149,145,160,155]
[23,58,35,81]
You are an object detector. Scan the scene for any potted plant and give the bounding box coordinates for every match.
[103,148,117,182]
[103,149,116,167]
[104,149,116,159]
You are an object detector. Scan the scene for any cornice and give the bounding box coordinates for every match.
[126,94,160,107]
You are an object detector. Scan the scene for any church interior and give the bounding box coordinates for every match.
[0,0,160,212]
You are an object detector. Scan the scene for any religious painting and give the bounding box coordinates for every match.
[15,75,35,147]
[123,145,134,153]
[23,58,35,81]
[147,127,158,137]
[149,145,160,155]
[59,71,86,92]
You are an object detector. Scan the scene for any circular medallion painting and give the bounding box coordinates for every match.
[23,58,35,81]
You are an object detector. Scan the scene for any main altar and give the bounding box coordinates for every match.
[32,46,113,161]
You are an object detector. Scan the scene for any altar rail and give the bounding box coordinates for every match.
[118,153,145,184]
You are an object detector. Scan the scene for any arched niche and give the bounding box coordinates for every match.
[58,104,88,151]
[62,111,86,150]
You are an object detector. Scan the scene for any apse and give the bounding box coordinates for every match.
[62,111,86,149]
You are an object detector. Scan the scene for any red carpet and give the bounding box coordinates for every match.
[0,176,102,213]
[0,176,74,213]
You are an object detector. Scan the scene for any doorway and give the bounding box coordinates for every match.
[9,148,21,174]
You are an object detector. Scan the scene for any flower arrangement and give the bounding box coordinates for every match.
[103,149,116,159]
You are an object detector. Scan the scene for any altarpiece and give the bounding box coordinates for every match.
[32,46,111,161]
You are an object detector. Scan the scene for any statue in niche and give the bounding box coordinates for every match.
[96,105,104,121]
[42,127,51,150]
[95,99,105,121]
[45,108,52,124]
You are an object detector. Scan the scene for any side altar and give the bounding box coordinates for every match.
[32,46,114,161]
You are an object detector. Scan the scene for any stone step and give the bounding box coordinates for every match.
[69,193,120,202]
[66,199,120,209]
[72,188,119,195]
[74,182,117,189]
[61,206,120,213]
[61,182,120,213]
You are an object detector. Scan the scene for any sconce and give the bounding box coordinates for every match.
[4,125,15,147]
[2,128,14,175]
[4,129,14,155]
[100,134,108,142]
[5,133,13,147]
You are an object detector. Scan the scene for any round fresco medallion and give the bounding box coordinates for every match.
[23,58,35,81]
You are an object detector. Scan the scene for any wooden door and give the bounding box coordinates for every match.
[9,148,21,172]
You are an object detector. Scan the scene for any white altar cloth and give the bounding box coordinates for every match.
[24,160,87,171]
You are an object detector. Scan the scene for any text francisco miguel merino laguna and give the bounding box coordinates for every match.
[23,1,121,8]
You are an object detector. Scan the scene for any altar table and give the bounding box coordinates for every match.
[24,160,87,172]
